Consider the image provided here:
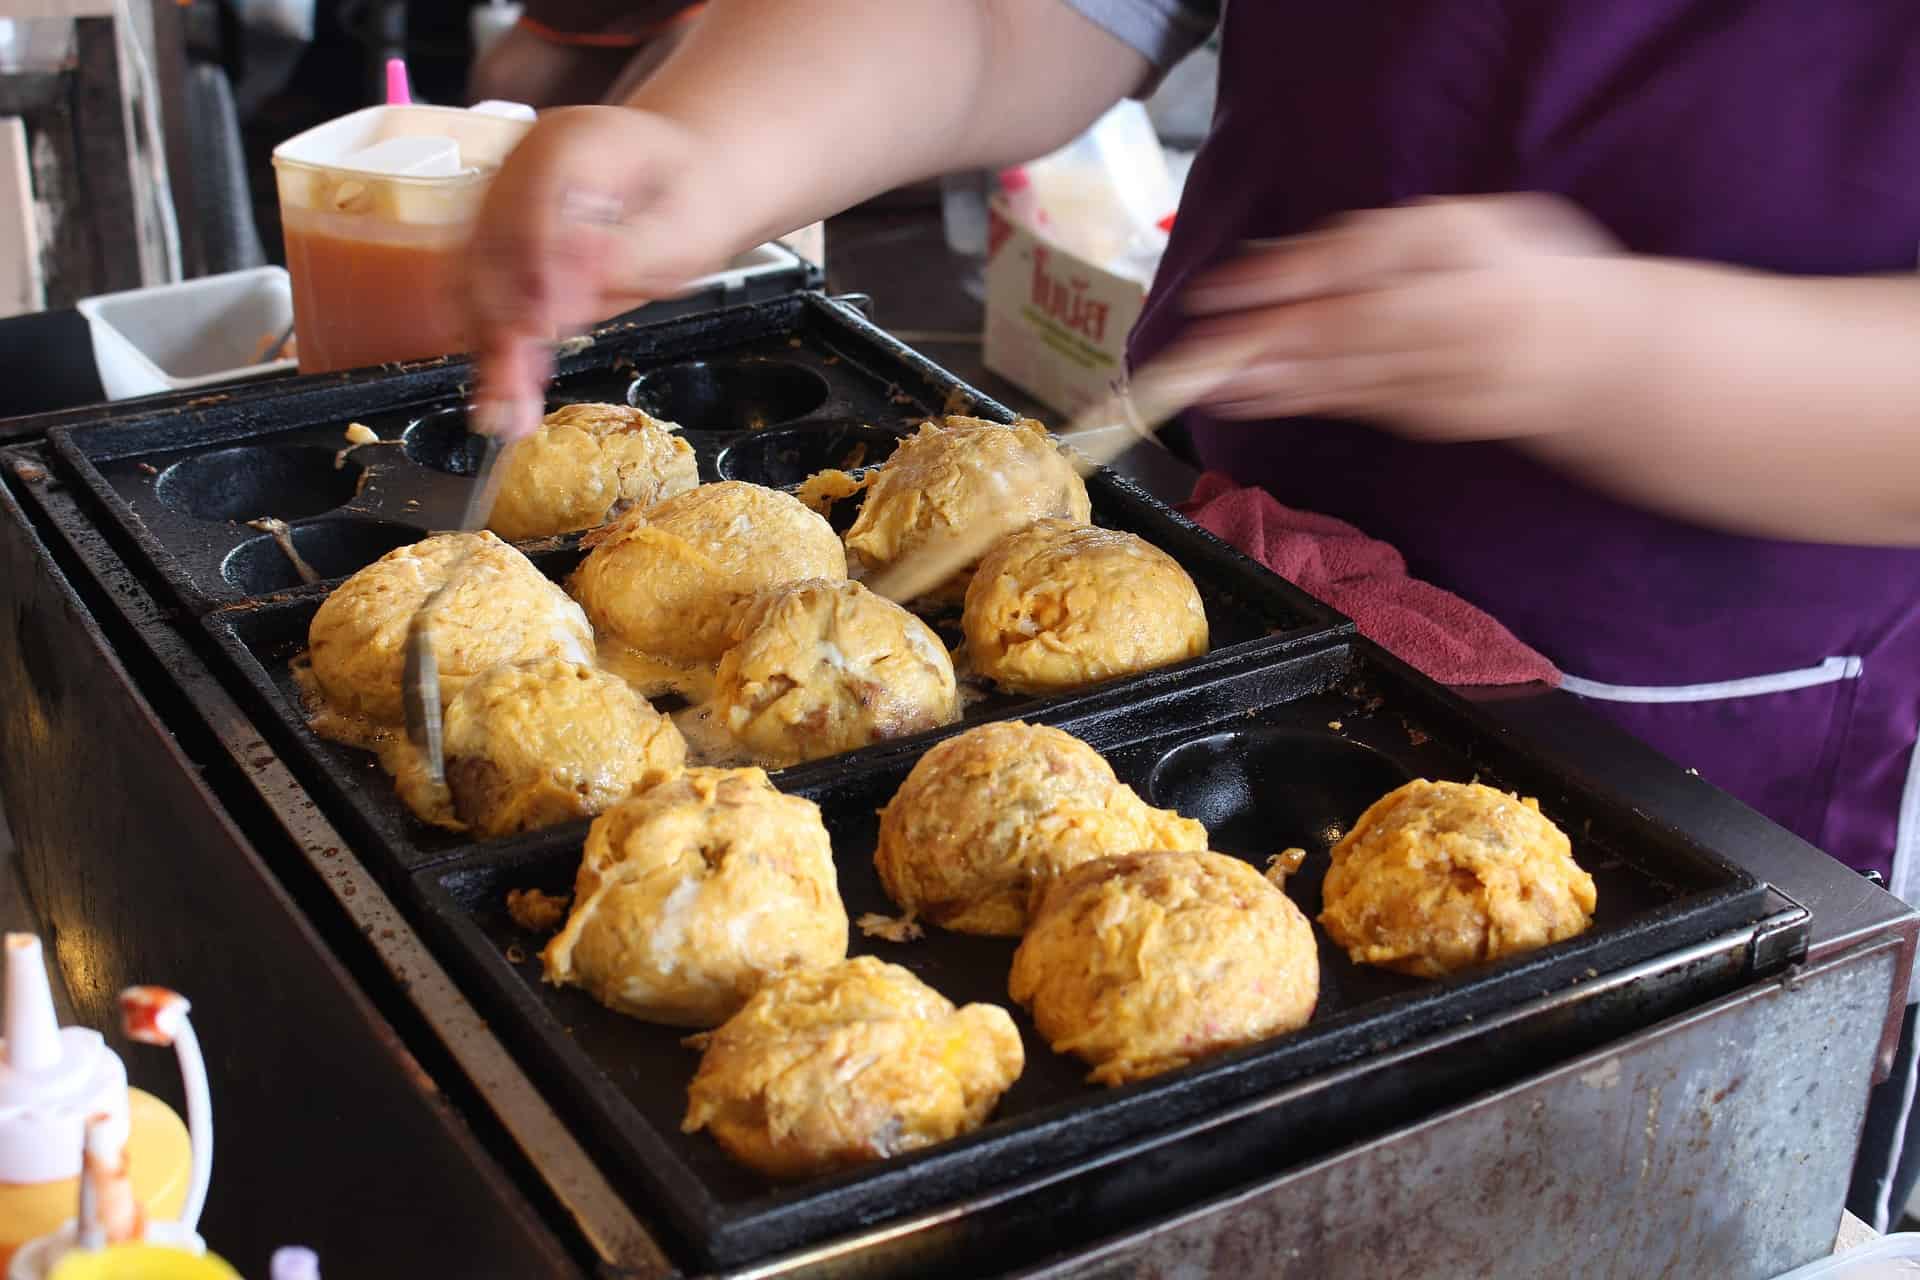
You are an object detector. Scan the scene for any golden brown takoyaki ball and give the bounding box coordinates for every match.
[488,402,696,541]
[713,579,959,767]
[422,658,684,837]
[542,768,847,1026]
[1318,780,1597,979]
[963,519,1208,693]
[306,530,591,729]
[1009,849,1319,1086]
[843,417,1090,605]
[874,721,1207,936]
[569,481,846,667]
[682,956,1023,1178]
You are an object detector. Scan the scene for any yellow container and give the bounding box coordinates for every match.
[0,1092,192,1271]
[47,1245,240,1280]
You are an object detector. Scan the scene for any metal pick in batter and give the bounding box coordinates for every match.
[402,425,514,793]
[458,432,509,532]
[402,574,455,792]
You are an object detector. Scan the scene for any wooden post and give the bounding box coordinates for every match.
[0,0,178,306]
[71,15,144,295]
[147,0,203,279]
[0,117,44,317]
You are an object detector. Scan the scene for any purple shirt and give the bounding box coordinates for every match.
[1075,0,1920,887]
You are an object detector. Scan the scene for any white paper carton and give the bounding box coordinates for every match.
[982,195,1150,419]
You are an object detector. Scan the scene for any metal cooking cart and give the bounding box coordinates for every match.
[0,293,1910,1279]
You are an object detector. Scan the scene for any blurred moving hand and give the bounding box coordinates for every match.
[463,107,744,441]
[458,0,1149,441]
[1179,192,1920,544]
[1182,194,1628,440]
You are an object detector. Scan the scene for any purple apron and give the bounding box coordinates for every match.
[1132,2,1920,887]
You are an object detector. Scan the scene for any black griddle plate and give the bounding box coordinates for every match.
[29,292,1804,1274]
[411,638,1786,1268]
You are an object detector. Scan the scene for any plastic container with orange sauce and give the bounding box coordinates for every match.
[271,103,534,374]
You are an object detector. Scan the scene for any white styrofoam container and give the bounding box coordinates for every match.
[689,241,809,296]
[77,266,295,400]
[74,245,808,403]
[1774,1233,1920,1279]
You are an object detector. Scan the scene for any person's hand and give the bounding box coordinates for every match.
[463,106,746,439]
[1179,193,1652,441]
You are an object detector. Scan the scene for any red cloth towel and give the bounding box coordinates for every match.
[1181,472,1561,688]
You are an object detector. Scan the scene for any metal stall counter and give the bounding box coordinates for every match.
[0,291,1910,1279]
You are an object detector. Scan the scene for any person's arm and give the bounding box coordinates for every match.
[465,0,1149,437]
[1182,196,1920,546]
[1522,265,1920,546]
[625,0,1152,253]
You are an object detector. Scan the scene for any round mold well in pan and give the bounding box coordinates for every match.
[154,446,364,523]
[1146,728,1413,858]
[403,408,490,475]
[715,421,905,489]
[222,519,423,594]
[627,360,831,432]
[404,397,702,475]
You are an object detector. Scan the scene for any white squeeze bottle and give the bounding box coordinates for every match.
[0,937,196,1270]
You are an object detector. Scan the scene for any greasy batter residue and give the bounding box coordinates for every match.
[856,911,924,943]
[336,421,398,470]
[1265,847,1307,891]
[507,887,571,933]
[245,517,320,584]
[594,635,718,704]
[794,467,874,516]
[568,640,796,773]
[292,653,393,752]
[667,702,763,771]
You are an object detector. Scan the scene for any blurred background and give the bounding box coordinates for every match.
[0,0,1214,421]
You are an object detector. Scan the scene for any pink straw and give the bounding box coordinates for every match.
[385,58,412,105]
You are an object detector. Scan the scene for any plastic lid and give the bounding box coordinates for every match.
[272,104,532,176]
[0,936,130,1184]
[336,136,461,179]
[269,1247,319,1280]
[470,100,536,122]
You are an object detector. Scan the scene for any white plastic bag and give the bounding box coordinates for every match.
[1004,101,1175,285]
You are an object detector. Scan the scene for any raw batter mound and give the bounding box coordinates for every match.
[541,768,847,1026]
[1010,850,1319,1086]
[489,402,696,541]
[305,530,592,730]
[569,481,847,670]
[682,955,1023,1179]
[1318,779,1597,978]
[400,658,684,837]
[874,721,1207,936]
[713,579,959,767]
[964,519,1208,693]
[843,417,1091,604]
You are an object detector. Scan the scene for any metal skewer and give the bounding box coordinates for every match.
[401,432,510,791]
